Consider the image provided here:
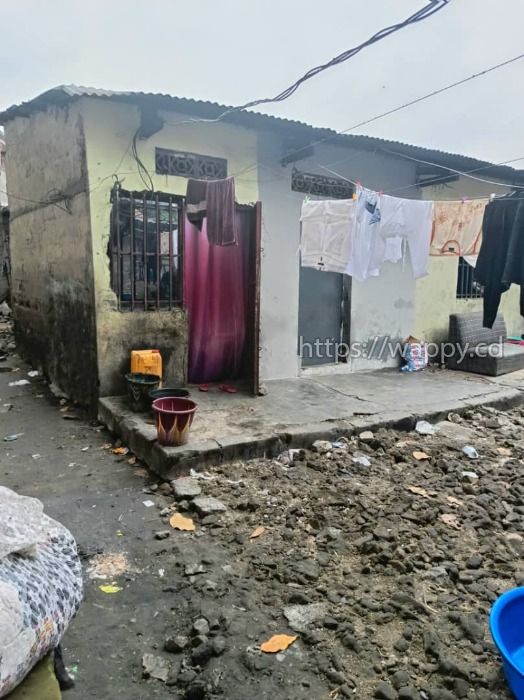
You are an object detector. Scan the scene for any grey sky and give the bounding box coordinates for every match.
[1,0,523,165]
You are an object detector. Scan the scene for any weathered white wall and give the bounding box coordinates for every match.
[256,132,419,378]
[255,132,301,382]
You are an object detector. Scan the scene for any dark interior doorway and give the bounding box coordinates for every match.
[184,203,261,394]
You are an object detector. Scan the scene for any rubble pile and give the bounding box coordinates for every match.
[138,405,523,699]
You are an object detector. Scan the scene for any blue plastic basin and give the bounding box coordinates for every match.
[490,587,524,699]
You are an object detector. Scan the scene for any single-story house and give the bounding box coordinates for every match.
[1,85,523,408]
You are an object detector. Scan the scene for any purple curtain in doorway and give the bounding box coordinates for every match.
[184,211,251,384]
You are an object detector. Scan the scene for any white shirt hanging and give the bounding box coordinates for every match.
[346,186,433,280]
[300,199,354,273]
[344,187,382,281]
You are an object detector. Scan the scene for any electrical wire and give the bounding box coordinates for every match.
[386,156,524,194]
[319,166,359,186]
[317,161,524,202]
[6,41,524,208]
[5,48,524,207]
[236,152,524,197]
[228,51,524,178]
[381,148,524,190]
[320,163,468,199]
[338,53,524,136]
[131,130,155,192]
[218,0,451,115]
[166,0,451,127]
[0,188,70,213]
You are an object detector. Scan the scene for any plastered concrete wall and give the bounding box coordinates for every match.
[80,98,259,395]
[4,105,98,405]
[415,178,523,342]
[0,209,8,302]
[256,133,419,378]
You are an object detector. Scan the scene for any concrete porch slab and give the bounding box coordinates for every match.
[98,368,524,479]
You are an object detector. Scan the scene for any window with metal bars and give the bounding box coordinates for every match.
[155,148,227,180]
[109,186,184,310]
[291,167,354,199]
[456,256,483,299]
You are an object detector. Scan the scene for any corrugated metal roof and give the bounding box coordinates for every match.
[1,84,523,183]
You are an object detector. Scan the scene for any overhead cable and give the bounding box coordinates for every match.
[131,130,155,191]
[225,0,450,114]
[381,149,524,190]
[168,0,451,126]
[337,53,524,135]
[386,155,524,194]
[260,52,524,170]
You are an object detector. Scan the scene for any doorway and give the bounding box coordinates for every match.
[184,203,261,394]
[298,268,350,367]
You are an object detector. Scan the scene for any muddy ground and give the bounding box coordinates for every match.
[0,306,521,700]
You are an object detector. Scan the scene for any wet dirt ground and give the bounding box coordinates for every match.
[0,309,521,700]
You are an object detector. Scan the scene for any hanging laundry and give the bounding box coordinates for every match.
[300,199,353,273]
[345,187,382,281]
[185,177,237,246]
[431,199,488,256]
[376,194,434,278]
[475,196,524,328]
[186,179,208,230]
[383,236,404,264]
[347,187,433,280]
[206,176,237,246]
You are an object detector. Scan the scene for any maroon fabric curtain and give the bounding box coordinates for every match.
[184,211,251,384]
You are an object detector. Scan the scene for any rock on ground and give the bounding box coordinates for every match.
[192,495,226,515]
[172,477,202,499]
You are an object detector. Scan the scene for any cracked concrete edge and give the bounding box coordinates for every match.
[98,398,287,479]
[98,397,158,468]
[98,385,523,480]
[152,434,287,480]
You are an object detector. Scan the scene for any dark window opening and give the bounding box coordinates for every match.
[110,186,184,311]
[456,256,483,299]
[155,148,227,180]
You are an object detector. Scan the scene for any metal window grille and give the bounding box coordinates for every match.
[456,256,483,299]
[291,167,354,199]
[110,186,184,311]
[155,148,227,180]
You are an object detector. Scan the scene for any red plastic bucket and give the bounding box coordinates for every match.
[152,397,197,447]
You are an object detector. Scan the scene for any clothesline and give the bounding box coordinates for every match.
[301,185,435,282]
[300,182,495,283]
[299,182,524,337]
[319,165,518,203]
[232,154,524,204]
[381,148,524,191]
